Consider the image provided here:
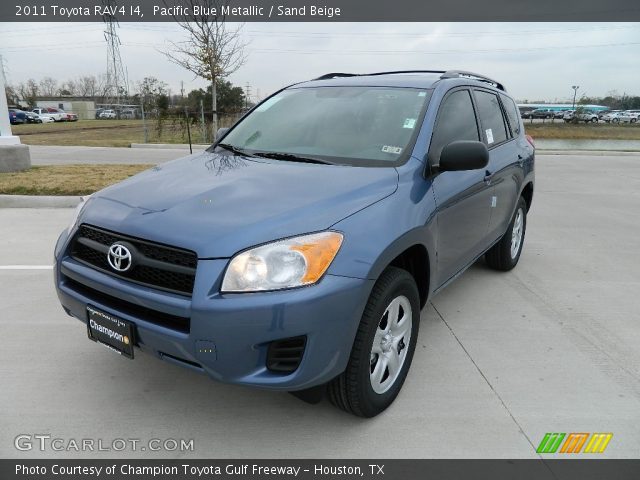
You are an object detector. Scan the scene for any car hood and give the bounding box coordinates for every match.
[82,151,398,258]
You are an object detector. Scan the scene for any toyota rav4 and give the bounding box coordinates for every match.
[54,70,535,417]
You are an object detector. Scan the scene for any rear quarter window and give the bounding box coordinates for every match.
[500,94,521,136]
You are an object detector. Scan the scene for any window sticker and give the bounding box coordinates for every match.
[256,95,284,112]
[485,128,494,144]
[403,118,417,129]
[382,145,403,154]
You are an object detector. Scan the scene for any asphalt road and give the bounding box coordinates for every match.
[1,153,639,459]
[28,145,199,165]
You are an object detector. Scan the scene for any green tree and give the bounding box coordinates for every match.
[186,79,245,114]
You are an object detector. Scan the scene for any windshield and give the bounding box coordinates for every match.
[219,86,432,166]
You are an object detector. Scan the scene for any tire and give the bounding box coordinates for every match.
[632,118,637,124]
[485,196,527,271]
[613,118,619,124]
[328,267,420,417]
[591,117,598,123]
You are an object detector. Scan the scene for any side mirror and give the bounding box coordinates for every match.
[439,140,489,172]
[216,127,229,141]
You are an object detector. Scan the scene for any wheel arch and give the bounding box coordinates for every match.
[521,181,534,212]
[365,230,434,310]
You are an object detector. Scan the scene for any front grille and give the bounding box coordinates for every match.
[266,336,307,373]
[62,275,190,333]
[70,224,197,296]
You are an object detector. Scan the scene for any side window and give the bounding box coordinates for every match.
[474,90,508,146]
[429,89,479,165]
[500,94,521,136]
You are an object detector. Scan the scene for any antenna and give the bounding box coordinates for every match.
[102,0,128,108]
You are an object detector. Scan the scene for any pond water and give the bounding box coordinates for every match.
[535,139,640,151]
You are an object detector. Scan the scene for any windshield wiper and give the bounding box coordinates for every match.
[217,143,255,157]
[252,151,334,165]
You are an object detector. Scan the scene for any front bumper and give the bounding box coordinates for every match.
[54,231,373,391]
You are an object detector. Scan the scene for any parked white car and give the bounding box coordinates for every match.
[565,110,598,123]
[602,111,623,123]
[99,109,117,119]
[32,108,65,122]
[617,111,639,123]
[36,114,55,124]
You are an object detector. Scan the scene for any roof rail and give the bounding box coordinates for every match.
[363,70,447,76]
[313,73,359,80]
[440,70,506,91]
[313,70,447,81]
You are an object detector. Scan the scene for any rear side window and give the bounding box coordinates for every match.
[474,90,508,146]
[429,89,479,165]
[501,94,521,135]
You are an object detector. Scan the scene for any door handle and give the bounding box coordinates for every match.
[484,170,493,183]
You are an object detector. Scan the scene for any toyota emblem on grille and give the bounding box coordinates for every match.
[107,243,132,272]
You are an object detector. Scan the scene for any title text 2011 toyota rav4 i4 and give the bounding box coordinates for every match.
[54,70,534,417]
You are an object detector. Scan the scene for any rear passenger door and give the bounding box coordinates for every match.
[429,88,494,287]
[472,89,521,243]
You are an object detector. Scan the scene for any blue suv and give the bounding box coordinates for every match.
[54,70,534,417]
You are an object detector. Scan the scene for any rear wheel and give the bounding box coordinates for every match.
[485,196,527,271]
[328,267,420,417]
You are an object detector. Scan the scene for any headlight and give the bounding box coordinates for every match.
[221,231,343,293]
[67,195,92,233]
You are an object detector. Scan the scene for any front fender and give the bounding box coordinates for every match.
[327,163,438,298]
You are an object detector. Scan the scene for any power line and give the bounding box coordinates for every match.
[117,23,638,37]
[2,40,638,56]
[247,41,640,55]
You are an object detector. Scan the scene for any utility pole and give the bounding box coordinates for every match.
[571,85,580,109]
[200,99,206,143]
[245,82,252,109]
[0,54,7,85]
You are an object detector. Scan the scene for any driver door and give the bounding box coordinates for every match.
[428,88,494,287]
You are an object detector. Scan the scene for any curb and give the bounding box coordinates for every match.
[0,194,81,208]
[130,143,209,150]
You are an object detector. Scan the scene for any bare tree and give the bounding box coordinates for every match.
[17,79,39,106]
[5,85,19,105]
[60,79,78,96]
[161,0,247,134]
[76,75,99,98]
[39,76,59,97]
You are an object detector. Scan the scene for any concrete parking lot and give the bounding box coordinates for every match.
[1,153,639,459]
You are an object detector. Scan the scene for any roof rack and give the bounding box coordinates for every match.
[313,73,360,80]
[314,70,447,81]
[440,70,506,91]
[312,70,505,91]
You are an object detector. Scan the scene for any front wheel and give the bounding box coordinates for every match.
[485,196,527,271]
[328,267,420,417]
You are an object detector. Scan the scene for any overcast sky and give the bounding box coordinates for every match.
[1,22,639,102]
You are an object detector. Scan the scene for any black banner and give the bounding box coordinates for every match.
[3,460,640,480]
[2,0,640,22]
